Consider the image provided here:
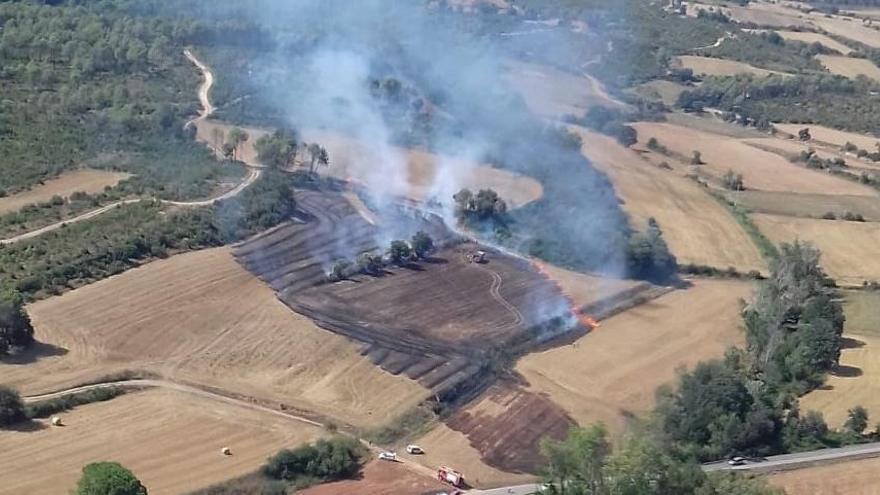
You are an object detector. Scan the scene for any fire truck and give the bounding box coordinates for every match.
[437,466,464,488]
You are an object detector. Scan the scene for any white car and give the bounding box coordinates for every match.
[406,444,424,454]
[728,456,746,466]
[378,451,397,461]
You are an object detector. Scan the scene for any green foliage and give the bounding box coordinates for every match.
[539,425,781,495]
[703,32,827,74]
[356,252,384,276]
[261,437,364,483]
[578,106,639,146]
[0,287,33,355]
[454,188,508,221]
[254,129,299,169]
[75,462,147,495]
[844,405,869,434]
[25,387,126,420]
[387,240,412,265]
[213,169,296,241]
[411,231,435,259]
[625,218,677,283]
[0,385,25,427]
[364,405,436,445]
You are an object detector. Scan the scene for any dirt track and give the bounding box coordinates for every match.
[0,50,260,245]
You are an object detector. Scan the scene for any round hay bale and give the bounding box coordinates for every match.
[221,447,231,456]
[51,416,63,426]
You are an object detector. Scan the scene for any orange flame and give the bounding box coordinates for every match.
[531,260,600,331]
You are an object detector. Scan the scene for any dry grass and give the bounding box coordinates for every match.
[729,189,880,221]
[676,56,781,77]
[799,291,880,428]
[774,123,880,151]
[632,122,876,196]
[630,80,690,106]
[817,55,880,81]
[767,455,880,494]
[777,31,853,54]
[0,388,327,495]
[537,263,644,309]
[809,15,880,49]
[753,214,880,286]
[413,423,534,489]
[516,279,752,436]
[2,247,429,428]
[503,59,624,118]
[0,169,130,214]
[687,2,810,28]
[572,127,766,273]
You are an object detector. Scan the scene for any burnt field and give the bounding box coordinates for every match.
[233,189,574,397]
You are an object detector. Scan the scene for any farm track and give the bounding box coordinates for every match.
[0,49,261,246]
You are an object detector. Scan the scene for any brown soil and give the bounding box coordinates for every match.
[2,247,428,429]
[445,383,575,474]
[516,279,752,435]
[299,460,448,495]
[0,169,130,215]
[0,389,327,495]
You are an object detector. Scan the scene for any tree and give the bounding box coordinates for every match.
[605,436,705,495]
[0,288,34,356]
[263,437,363,482]
[541,424,611,495]
[357,252,383,275]
[388,240,412,265]
[226,127,248,161]
[691,150,703,165]
[845,405,869,434]
[75,462,147,495]
[411,231,435,259]
[454,188,508,222]
[722,169,745,191]
[306,143,330,175]
[254,129,299,169]
[625,218,677,283]
[0,386,25,427]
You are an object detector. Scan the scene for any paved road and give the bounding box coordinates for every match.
[472,483,540,495]
[703,442,880,473]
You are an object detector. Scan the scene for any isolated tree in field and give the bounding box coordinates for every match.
[0,386,25,427]
[254,129,299,169]
[722,169,745,191]
[845,405,869,434]
[357,252,383,276]
[75,462,147,495]
[388,240,412,265]
[0,288,34,356]
[625,218,677,283]
[691,150,703,165]
[306,143,330,175]
[411,231,435,259]
[226,127,248,161]
[453,188,507,221]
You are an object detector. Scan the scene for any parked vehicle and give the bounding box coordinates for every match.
[378,451,397,461]
[406,444,424,454]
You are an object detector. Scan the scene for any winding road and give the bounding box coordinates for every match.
[0,49,261,245]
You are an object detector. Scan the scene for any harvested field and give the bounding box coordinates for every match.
[665,112,768,139]
[730,189,880,221]
[0,388,327,495]
[196,119,543,209]
[573,127,766,273]
[301,128,543,209]
[443,383,575,474]
[631,122,876,196]
[2,247,428,429]
[414,423,534,489]
[753,213,880,286]
[767,455,880,494]
[774,123,880,151]
[817,54,880,81]
[503,59,624,118]
[675,55,781,77]
[777,31,853,54]
[799,291,880,427]
[630,80,690,106]
[299,460,447,495]
[536,263,644,310]
[516,279,752,435]
[810,15,880,49]
[0,169,130,214]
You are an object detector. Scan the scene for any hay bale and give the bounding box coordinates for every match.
[51,416,63,427]
[221,447,231,456]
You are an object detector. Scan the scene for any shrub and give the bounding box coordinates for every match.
[262,437,364,483]
[75,462,147,495]
[0,386,25,427]
[822,211,837,220]
[411,231,435,259]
